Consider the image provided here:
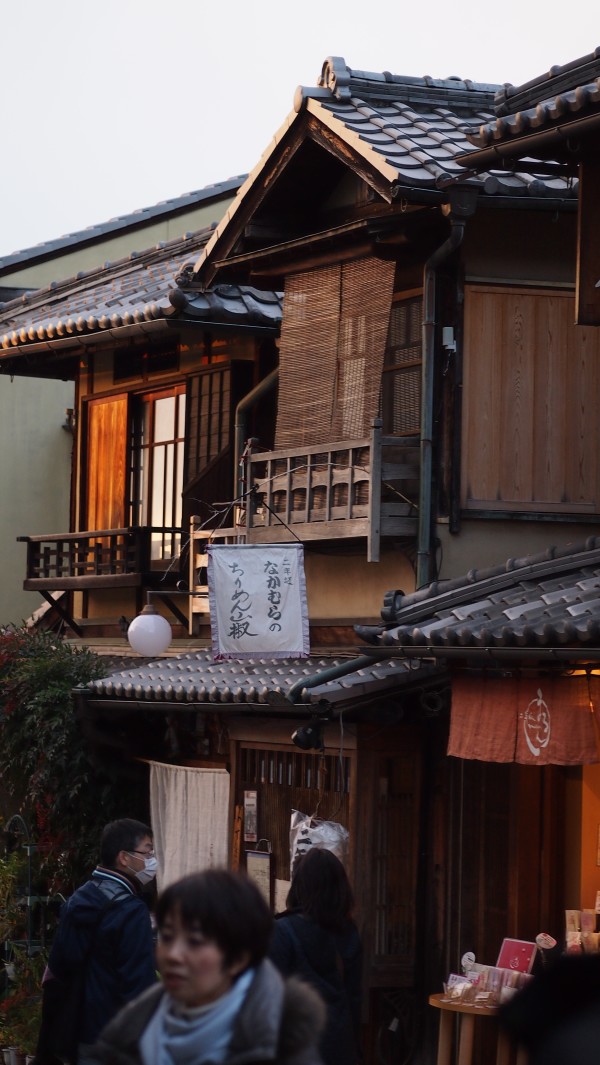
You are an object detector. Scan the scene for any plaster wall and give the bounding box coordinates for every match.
[1,197,237,290]
[304,547,414,621]
[81,545,415,629]
[436,520,599,583]
[1,376,73,625]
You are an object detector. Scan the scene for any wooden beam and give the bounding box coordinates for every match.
[39,591,83,637]
[576,159,600,324]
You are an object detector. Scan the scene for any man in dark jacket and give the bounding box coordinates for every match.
[40,818,158,1064]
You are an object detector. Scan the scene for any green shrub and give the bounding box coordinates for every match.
[0,627,144,889]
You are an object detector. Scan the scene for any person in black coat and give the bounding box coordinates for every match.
[36,818,157,1065]
[269,847,363,1065]
[499,952,600,1065]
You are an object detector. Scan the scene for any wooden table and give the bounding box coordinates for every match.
[428,993,527,1065]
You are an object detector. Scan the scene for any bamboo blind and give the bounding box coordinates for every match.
[275,258,395,448]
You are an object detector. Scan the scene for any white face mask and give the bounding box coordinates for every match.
[128,853,158,885]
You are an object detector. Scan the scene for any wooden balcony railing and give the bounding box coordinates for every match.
[17,527,153,590]
[244,421,419,562]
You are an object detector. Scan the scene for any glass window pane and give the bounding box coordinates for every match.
[164,443,174,525]
[151,448,165,526]
[154,396,176,443]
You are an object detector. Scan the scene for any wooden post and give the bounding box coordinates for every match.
[367,419,382,562]
[231,804,243,871]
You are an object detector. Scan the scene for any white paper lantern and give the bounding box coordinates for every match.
[127,605,172,656]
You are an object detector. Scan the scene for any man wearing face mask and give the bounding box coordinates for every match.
[40,818,158,1064]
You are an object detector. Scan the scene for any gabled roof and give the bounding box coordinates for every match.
[297,58,501,191]
[194,56,578,286]
[0,228,282,364]
[356,537,600,661]
[0,176,246,275]
[459,49,600,169]
[84,650,436,711]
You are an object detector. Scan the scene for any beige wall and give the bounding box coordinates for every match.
[437,519,599,583]
[304,547,415,621]
[1,377,73,625]
[81,544,415,630]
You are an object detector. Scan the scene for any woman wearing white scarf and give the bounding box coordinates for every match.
[89,869,326,1065]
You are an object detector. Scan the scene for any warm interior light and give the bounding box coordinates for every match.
[127,603,172,656]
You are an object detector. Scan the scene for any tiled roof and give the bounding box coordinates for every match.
[464,49,600,153]
[85,650,422,708]
[296,57,576,198]
[0,230,282,352]
[0,176,246,273]
[195,57,578,284]
[355,537,600,655]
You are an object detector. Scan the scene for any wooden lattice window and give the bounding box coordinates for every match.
[185,367,231,483]
[380,294,423,436]
[357,725,422,986]
[237,744,352,882]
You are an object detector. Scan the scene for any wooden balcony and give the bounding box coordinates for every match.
[18,527,153,590]
[17,527,190,637]
[244,422,419,562]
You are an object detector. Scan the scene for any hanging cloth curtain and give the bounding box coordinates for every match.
[149,761,230,889]
[448,674,600,765]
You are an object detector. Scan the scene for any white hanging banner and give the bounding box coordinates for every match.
[207,543,309,660]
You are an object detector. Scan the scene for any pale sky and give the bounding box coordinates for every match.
[2,0,599,260]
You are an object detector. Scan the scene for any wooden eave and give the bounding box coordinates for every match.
[210,204,445,288]
[0,317,195,381]
[194,105,409,289]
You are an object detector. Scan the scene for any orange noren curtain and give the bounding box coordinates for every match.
[448,674,600,765]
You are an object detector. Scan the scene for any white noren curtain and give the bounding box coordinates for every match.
[149,762,230,890]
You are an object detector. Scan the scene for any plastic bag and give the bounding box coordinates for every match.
[289,808,349,875]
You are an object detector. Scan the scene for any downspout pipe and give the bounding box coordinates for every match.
[417,188,478,589]
[234,368,279,498]
[282,654,382,705]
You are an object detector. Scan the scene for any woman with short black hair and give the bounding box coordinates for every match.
[90,868,326,1065]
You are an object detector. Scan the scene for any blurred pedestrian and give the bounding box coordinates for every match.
[36,818,157,1065]
[90,868,326,1065]
[499,952,600,1065]
[269,847,363,1065]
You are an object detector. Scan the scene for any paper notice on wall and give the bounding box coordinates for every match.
[274,879,290,915]
[246,850,272,906]
[207,543,309,660]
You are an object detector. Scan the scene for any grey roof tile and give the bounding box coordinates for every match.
[302,59,576,198]
[466,51,600,151]
[355,536,600,653]
[86,650,419,707]
[0,231,282,351]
